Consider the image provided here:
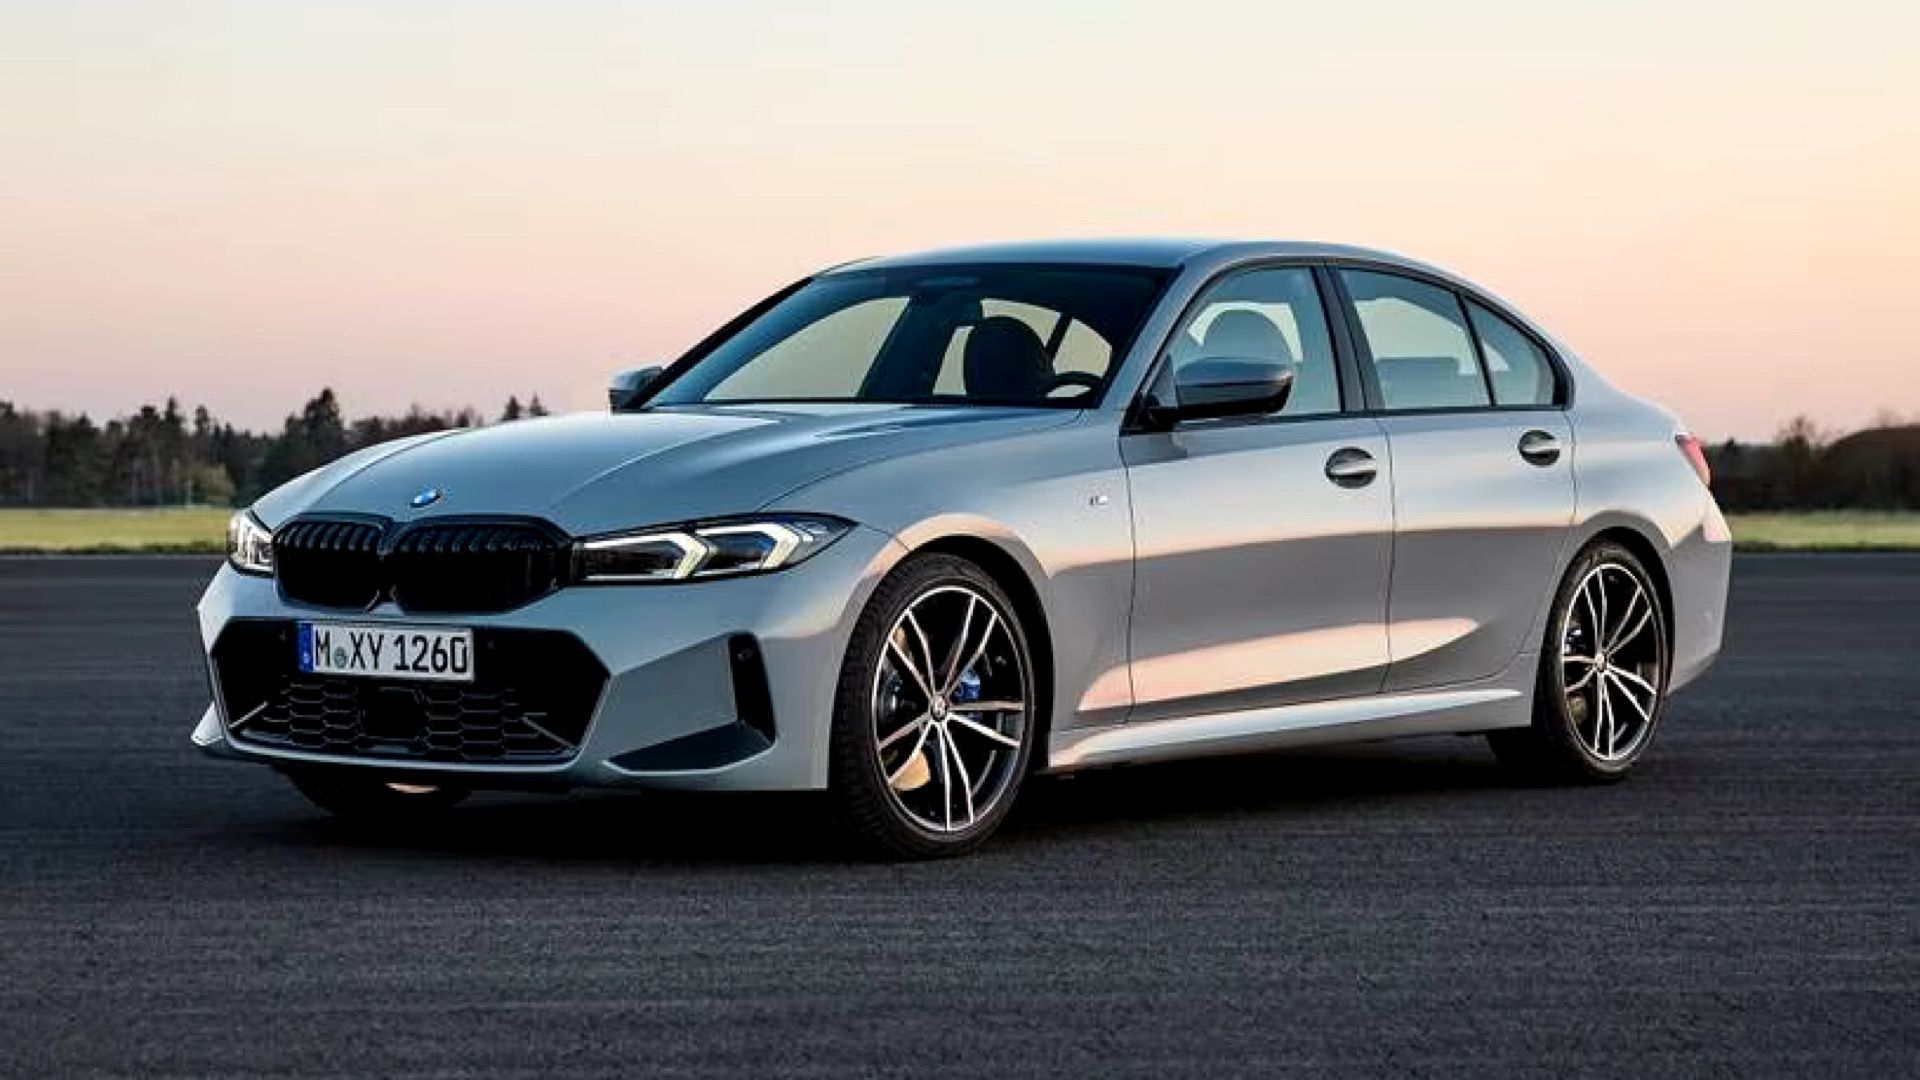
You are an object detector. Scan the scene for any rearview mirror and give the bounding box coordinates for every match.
[1139,358,1294,430]
[608,365,666,413]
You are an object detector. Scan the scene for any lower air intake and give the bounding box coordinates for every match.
[212,620,607,765]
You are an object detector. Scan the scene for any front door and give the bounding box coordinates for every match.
[1122,265,1394,721]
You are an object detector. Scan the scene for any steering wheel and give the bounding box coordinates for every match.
[1045,371,1104,399]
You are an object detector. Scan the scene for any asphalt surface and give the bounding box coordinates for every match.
[0,555,1914,1079]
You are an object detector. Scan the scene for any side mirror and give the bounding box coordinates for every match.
[608,365,666,413]
[1139,358,1294,430]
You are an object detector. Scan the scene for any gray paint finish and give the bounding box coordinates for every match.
[194,239,1732,793]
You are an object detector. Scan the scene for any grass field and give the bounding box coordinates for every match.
[0,507,231,553]
[1,507,1917,554]
[1722,511,1920,552]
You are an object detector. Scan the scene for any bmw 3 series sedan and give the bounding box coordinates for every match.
[194,239,1732,857]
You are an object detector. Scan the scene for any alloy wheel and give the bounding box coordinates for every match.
[1559,562,1665,762]
[869,584,1028,834]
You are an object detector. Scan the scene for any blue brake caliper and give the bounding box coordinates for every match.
[953,668,983,704]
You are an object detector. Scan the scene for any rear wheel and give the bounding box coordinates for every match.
[1490,540,1670,782]
[284,769,470,821]
[828,554,1037,859]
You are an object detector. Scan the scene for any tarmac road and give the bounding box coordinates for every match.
[0,555,1914,1078]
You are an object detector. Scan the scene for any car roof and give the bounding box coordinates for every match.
[817,238,1567,370]
[830,238,1431,274]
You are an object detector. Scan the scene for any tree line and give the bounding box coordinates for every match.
[0,389,546,507]
[1706,416,1920,511]
[0,390,1914,510]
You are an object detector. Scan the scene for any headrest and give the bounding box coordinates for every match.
[1201,310,1294,363]
[964,316,1051,402]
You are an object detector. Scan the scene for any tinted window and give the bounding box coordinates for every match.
[707,298,906,401]
[651,265,1167,408]
[1468,302,1557,406]
[933,299,1114,398]
[1341,270,1490,410]
[1168,267,1341,417]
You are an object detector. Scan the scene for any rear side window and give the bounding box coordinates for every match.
[1468,302,1558,406]
[1339,270,1489,411]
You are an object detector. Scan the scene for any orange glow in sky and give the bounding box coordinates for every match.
[2,1,1915,438]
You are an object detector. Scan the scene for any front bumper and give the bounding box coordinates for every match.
[192,524,904,791]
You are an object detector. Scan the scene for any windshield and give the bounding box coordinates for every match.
[647,264,1170,409]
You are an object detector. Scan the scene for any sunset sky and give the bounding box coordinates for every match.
[2,0,1914,439]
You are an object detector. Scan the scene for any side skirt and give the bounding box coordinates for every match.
[1045,683,1531,773]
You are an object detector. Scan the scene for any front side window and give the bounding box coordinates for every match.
[1165,267,1342,417]
[1340,270,1490,411]
[1468,302,1558,406]
[649,265,1168,408]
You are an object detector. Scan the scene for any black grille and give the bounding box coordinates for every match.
[212,620,607,765]
[272,515,571,615]
[274,518,386,609]
[387,520,573,614]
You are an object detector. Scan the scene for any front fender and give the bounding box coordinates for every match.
[767,417,1137,732]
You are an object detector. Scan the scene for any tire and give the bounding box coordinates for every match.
[1489,540,1671,783]
[284,768,470,821]
[828,553,1038,859]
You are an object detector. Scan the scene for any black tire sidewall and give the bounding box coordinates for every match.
[828,553,1038,858]
[1535,541,1671,780]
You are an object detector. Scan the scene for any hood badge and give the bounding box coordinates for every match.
[409,487,446,509]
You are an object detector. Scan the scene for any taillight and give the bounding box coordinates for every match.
[1675,433,1711,487]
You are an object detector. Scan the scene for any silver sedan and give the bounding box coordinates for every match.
[194,239,1731,857]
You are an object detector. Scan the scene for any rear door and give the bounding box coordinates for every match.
[1331,267,1576,691]
[1122,265,1394,720]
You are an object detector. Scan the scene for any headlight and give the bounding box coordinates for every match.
[226,510,274,575]
[576,515,850,583]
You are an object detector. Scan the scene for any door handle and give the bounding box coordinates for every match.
[1518,429,1562,467]
[1324,447,1377,488]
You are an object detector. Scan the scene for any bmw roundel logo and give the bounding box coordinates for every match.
[410,486,445,509]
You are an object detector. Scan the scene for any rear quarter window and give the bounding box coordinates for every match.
[1468,302,1559,406]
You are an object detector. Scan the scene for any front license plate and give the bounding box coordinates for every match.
[297,622,475,683]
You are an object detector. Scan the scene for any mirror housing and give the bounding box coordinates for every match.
[608,365,666,413]
[1138,358,1294,430]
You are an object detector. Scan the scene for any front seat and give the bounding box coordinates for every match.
[964,316,1052,403]
[1200,309,1293,363]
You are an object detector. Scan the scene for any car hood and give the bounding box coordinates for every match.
[253,405,1077,536]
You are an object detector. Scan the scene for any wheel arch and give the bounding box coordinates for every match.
[908,534,1058,770]
[1571,520,1677,653]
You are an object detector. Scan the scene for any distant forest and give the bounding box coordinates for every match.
[0,389,546,507]
[1707,417,1920,511]
[0,389,1916,511]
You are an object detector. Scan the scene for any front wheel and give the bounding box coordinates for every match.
[1490,540,1671,783]
[284,769,470,821]
[828,554,1038,859]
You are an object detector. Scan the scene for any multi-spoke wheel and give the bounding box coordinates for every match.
[1490,540,1670,782]
[829,554,1037,858]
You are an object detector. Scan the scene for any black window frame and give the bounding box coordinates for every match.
[1323,258,1572,417]
[625,275,815,410]
[1122,259,1367,434]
